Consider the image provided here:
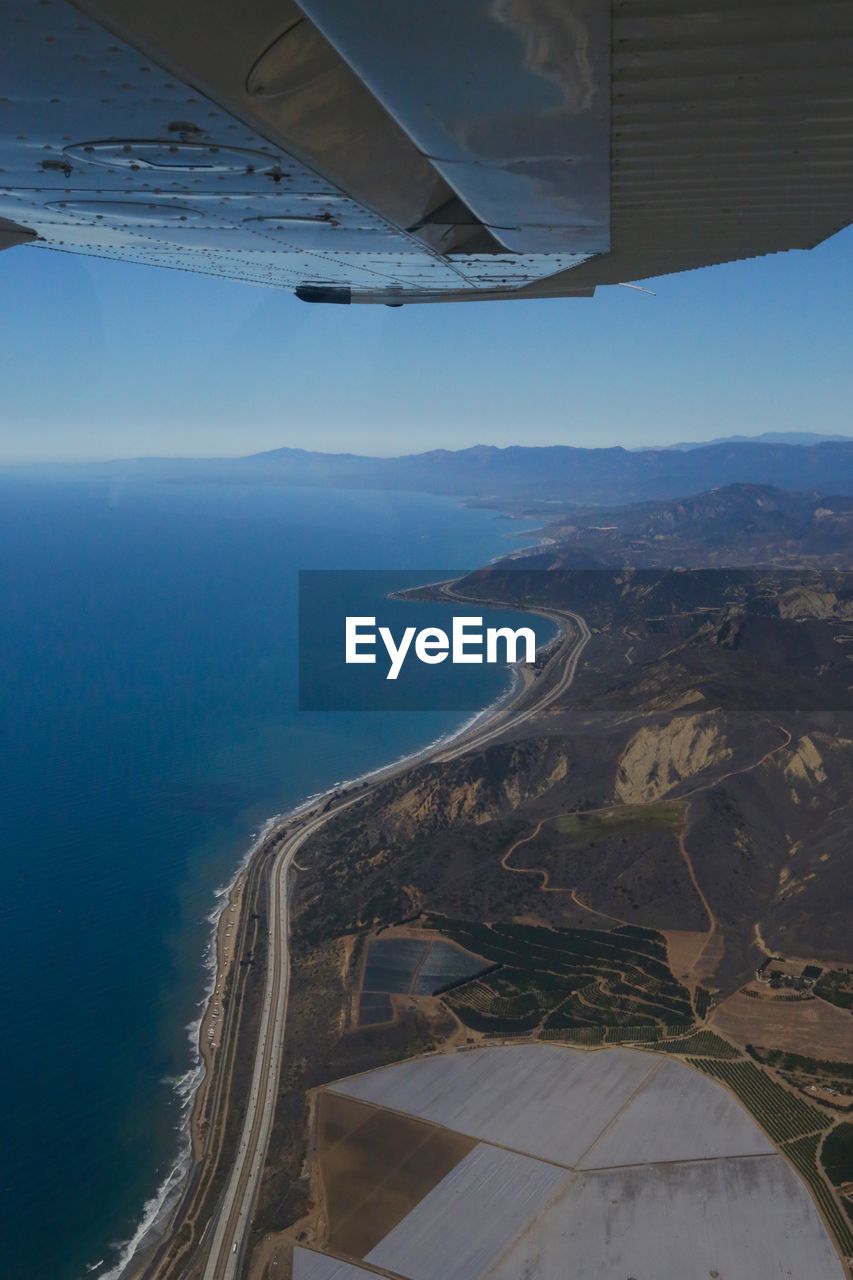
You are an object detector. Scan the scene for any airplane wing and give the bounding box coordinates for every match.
[1,0,851,305]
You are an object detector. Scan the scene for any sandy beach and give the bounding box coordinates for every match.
[191,872,247,1158]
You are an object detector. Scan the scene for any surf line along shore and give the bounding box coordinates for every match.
[124,585,589,1280]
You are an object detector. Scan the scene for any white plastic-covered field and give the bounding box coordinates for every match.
[330,1043,774,1166]
[489,1155,845,1280]
[330,1042,653,1165]
[578,1055,775,1167]
[367,1144,568,1280]
[293,1250,377,1279]
[311,1043,847,1280]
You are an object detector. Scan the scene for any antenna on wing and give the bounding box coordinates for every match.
[618,282,657,295]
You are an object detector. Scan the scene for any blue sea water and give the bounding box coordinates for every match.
[0,476,552,1280]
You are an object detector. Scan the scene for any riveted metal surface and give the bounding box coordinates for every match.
[0,0,592,296]
[4,0,850,302]
[45,198,204,224]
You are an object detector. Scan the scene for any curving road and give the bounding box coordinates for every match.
[200,602,591,1278]
[436,602,590,762]
[198,802,359,1280]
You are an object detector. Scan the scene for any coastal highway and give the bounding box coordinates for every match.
[436,604,591,762]
[198,604,591,1278]
[198,800,360,1280]
[431,579,591,763]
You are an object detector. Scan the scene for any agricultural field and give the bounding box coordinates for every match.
[487,1156,848,1280]
[689,1059,827,1143]
[680,1039,853,1259]
[315,1091,474,1258]
[649,1030,741,1058]
[357,992,394,1026]
[294,1250,375,1279]
[784,1132,853,1254]
[602,1024,667,1045]
[539,1026,734,1054]
[315,1045,848,1279]
[694,985,712,1018]
[329,1044,659,1168]
[712,987,853,1059]
[366,1144,568,1280]
[748,1048,853,1081]
[355,933,488,1027]
[822,1123,853,1191]
[746,1046,853,1107]
[362,938,428,994]
[425,915,695,1037]
[413,940,492,995]
[540,1026,607,1045]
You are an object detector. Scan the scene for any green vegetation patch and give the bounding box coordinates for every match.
[548,798,681,839]
[786,1132,853,1252]
[822,1123,853,1190]
[651,1030,740,1058]
[550,802,682,839]
[425,916,694,1038]
[692,1058,853,1253]
[604,1024,663,1044]
[815,968,853,1011]
[747,1045,853,1081]
[540,1026,605,1045]
[694,986,712,1019]
[689,1059,827,1144]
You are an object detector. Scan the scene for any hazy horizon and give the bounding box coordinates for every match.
[4,428,853,468]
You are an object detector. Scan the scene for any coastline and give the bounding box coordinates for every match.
[112,584,566,1280]
[99,815,286,1280]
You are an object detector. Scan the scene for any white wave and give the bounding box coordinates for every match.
[97,1136,192,1280]
[91,810,293,1279]
[91,605,554,1279]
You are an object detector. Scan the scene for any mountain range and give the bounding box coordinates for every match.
[532,483,853,567]
[18,434,853,506]
[657,431,852,451]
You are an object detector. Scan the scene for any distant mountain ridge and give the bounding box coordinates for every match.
[23,438,853,505]
[658,431,853,451]
[529,482,853,567]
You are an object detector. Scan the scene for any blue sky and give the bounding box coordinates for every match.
[1,226,850,461]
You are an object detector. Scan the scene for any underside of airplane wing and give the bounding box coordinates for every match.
[1,0,851,304]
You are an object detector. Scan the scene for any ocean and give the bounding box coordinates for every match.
[0,476,552,1280]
